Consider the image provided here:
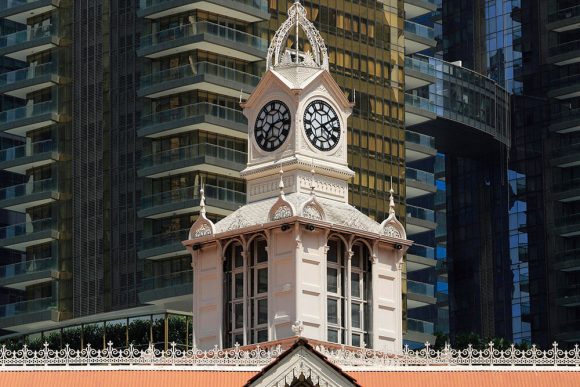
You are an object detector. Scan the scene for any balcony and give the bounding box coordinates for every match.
[552,143,580,168]
[0,178,59,212]
[0,257,56,290]
[557,286,580,307]
[0,296,55,329]
[0,24,60,62]
[405,317,435,345]
[138,0,269,23]
[405,93,436,126]
[406,243,436,272]
[550,108,580,134]
[0,62,61,99]
[406,167,436,199]
[138,184,245,219]
[138,270,192,306]
[0,0,57,23]
[407,279,436,308]
[548,39,580,66]
[547,5,580,33]
[138,228,190,260]
[555,320,580,343]
[556,213,580,237]
[138,102,246,139]
[404,0,436,19]
[405,130,436,162]
[138,142,247,179]
[554,249,580,272]
[0,218,58,251]
[554,178,580,203]
[0,100,61,137]
[405,56,435,91]
[406,205,436,235]
[138,61,259,99]
[548,74,580,100]
[404,20,436,55]
[0,139,59,174]
[138,21,267,62]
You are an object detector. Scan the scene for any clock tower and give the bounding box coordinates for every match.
[184,1,410,354]
[240,1,354,204]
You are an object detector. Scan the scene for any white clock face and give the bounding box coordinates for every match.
[303,100,341,151]
[254,100,291,152]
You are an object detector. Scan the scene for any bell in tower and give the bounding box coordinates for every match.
[183,1,411,354]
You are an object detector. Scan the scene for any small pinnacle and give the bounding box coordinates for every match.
[200,185,206,215]
[279,169,285,197]
[389,186,395,215]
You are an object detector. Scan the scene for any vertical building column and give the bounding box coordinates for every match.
[370,241,379,349]
[346,248,353,346]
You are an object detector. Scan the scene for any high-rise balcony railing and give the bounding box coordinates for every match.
[404,20,435,40]
[0,257,56,289]
[0,139,58,174]
[0,24,59,61]
[552,142,580,168]
[407,243,435,259]
[139,270,192,303]
[548,5,580,33]
[405,56,436,77]
[549,74,580,99]
[407,318,435,335]
[137,0,269,22]
[404,20,436,54]
[549,39,580,58]
[0,62,59,98]
[0,100,59,136]
[0,296,54,319]
[0,178,58,212]
[141,184,246,211]
[405,131,435,149]
[406,205,435,223]
[139,61,259,98]
[550,108,580,134]
[0,24,54,48]
[549,5,580,23]
[138,21,267,61]
[138,102,246,138]
[138,228,190,260]
[406,167,435,186]
[556,213,580,237]
[0,218,57,251]
[0,0,58,20]
[407,280,435,298]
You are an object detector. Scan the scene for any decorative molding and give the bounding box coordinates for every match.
[302,204,323,220]
[272,205,293,221]
[193,224,212,238]
[383,225,402,239]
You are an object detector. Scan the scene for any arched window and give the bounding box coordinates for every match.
[223,237,268,348]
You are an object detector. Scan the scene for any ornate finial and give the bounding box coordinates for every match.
[389,177,395,215]
[291,320,304,337]
[200,184,206,215]
[279,169,285,197]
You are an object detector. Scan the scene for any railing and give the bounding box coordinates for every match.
[141,102,245,128]
[556,213,580,228]
[140,21,268,52]
[140,270,192,291]
[552,142,580,159]
[140,228,190,251]
[406,167,435,185]
[141,183,246,210]
[549,39,580,57]
[0,178,55,201]
[407,280,435,297]
[0,139,54,163]
[404,57,436,77]
[551,73,580,90]
[0,62,56,88]
[551,108,580,126]
[406,205,435,222]
[0,24,55,49]
[140,61,260,89]
[0,0,44,11]
[138,0,269,13]
[407,244,435,259]
[140,142,247,169]
[407,318,435,334]
[405,93,437,114]
[0,296,54,319]
[548,4,580,23]
[0,218,53,240]
[554,248,580,264]
[0,257,55,279]
[404,20,434,40]
[405,130,435,148]
[0,100,55,125]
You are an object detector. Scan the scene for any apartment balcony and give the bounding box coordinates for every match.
[0,257,56,290]
[0,101,61,137]
[553,249,580,272]
[551,143,580,168]
[550,108,580,134]
[405,130,436,162]
[548,74,580,100]
[406,243,436,273]
[406,279,436,308]
[553,178,580,203]
[0,0,58,24]
[557,286,580,307]
[0,63,62,99]
[404,20,436,55]
[138,61,259,99]
[0,139,59,174]
[0,178,59,212]
[547,5,580,33]
[0,218,58,251]
[405,317,435,345]
[138,143,246,179]
[405,205,436,235]
[138,21,267,62]
[548,39,580,66]
[405,167,436,199]
[138,270,192,306]
[555,320,580,343]
[138,102,246,139]
[138,228,190,261]
[404,56,435,91]
[138,0,269,23]
[138,184,245,219]
[555,213,580,237]
[404,0,436,19]
[0,24,60,62]
[0,296,54,329]
[405,94,437,126]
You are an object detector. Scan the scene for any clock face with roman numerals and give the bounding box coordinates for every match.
[303,100,341,151]
[254,100,291,152]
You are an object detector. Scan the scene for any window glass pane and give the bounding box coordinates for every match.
[352,303,361,328]
[352,333,361,347]
[327,267,338,293]
[327,299,338,324]
[235,273,244,299]
[328,329,339,343]
[83,323,104,350]
[257,240,268,263]
[128,316,151,349]
[257,268,268,293]
[152,314,165,349]
[106,319,127,349]
[168,314,187,349]
[234,245,243,268]
[257,299,268,325]
[233,333,244,345]
[351,272,361,298]
[257,329,268,343]
[352,248,361,267]
[234,303,244,329]
[328,240,338,262]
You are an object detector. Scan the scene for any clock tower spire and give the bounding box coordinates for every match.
[241,1,354,204]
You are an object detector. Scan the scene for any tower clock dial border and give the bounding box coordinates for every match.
[303,99,342,152]
[254,100,292,153]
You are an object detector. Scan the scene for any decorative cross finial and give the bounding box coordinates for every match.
[389,177,395,215]
[200,184,206,215]
[291,320,304,337]
[279,169,285,197]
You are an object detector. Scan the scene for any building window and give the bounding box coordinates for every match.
[327,239,345,344]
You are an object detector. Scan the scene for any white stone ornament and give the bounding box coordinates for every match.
[188,185,215,239]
